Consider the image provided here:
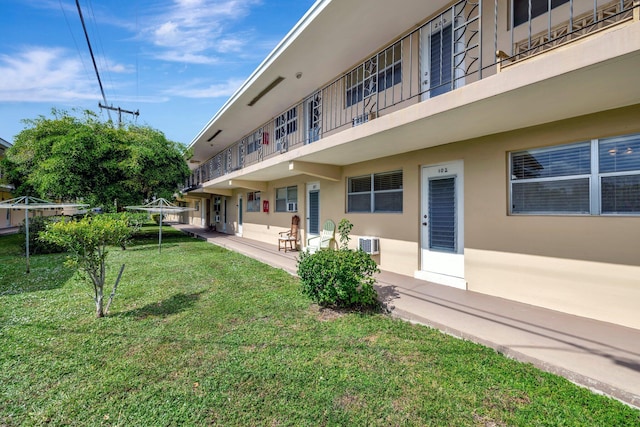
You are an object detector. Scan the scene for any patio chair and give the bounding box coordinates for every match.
[306,219,335,252]
[278,215,300,252]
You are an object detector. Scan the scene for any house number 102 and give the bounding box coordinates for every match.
[438,167,448,174]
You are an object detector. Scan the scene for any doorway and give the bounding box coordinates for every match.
[236,195,243,236]
[416,160,465,289]
[306,182,320,245]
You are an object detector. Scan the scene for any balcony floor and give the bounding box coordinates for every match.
[173,223,640,409]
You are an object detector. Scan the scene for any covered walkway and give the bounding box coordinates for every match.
[173,224,640,408]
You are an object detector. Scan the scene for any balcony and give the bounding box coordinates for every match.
[186,0,639,191]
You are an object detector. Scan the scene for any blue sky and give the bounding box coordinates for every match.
[0,0,315,145]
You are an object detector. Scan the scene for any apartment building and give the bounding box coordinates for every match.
[0,137,19,229]
[182,0,640,329]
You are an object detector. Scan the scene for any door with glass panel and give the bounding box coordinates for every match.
[420,12,465,100]
[419,161,465,289]
[305,92,321,144]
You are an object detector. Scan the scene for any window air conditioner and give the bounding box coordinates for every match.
[287,202,297,212]
[276,138,288,153]
[358,237,380,255]
[351,114,369,127]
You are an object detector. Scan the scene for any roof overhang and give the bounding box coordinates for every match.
[197,21,640,190]
[188,0,450,164]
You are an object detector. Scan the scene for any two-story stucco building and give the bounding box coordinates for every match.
[181,0,640,330]
[0,137,20,229]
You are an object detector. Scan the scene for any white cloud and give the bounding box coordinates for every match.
[0,47,99,102]
[164,78,244,98]
[155,51,220,65]
[143,0,261,64]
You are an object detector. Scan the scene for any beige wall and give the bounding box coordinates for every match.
[461,105,640,329]
[224,104,640,329]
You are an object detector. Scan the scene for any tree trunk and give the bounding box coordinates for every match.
[95,288,104,318]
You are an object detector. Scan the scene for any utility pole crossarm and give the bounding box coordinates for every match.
[99,103,140,127]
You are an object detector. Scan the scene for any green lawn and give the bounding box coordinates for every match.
[1,225,639,426]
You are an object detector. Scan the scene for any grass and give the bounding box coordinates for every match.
[1,224,639,426]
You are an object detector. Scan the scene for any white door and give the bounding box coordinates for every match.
[305,92,322,144]
[236,195,243,236]
[416,161,465,289]
[420,16,465,100]
[306,182,320,245]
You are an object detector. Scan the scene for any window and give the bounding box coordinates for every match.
[244,129,262,155]
[509,133,640,215]
[275,186,298,212]
[345,42,402,107]
[246,191,261,212]
[513,0,570,27]
[275,107,297,141]
[347,170,403,213]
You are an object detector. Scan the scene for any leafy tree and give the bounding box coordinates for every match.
[0,109,190,210]
[40,215,131,318]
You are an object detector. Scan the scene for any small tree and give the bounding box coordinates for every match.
[40,215,131,318]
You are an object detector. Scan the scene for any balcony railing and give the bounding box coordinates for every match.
[186,0,638,190]
[506,0,636,62]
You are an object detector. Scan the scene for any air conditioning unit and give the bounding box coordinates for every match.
[287,202,297,212]
[276,138,288,153]
[351,114,369,127]
[358,236,380,255]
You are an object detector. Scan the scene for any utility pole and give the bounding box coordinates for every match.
[98,103,140,127]
[75,0,140,125]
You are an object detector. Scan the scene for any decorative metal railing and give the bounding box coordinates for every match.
[507,0,636,62]
[186,0,638,190]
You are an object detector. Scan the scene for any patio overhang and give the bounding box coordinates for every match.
[192,20,640,193]
[288,161,341,181]
[188,0,451,164]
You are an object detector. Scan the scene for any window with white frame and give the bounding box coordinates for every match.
[275,186,298,212]
[510,133,640,215]
[347,170,403,213]
[275,107,297,141]
[346,42,402,108]
[246,191,261,212]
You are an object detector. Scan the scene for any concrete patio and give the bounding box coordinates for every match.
[173,224,640,409]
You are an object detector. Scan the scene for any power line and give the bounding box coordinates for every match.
[75,0,140,126]
[75,0,111,121]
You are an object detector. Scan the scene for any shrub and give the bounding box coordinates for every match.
[151,213,164,224]
[297,219,379,309]
[19,215,66,255]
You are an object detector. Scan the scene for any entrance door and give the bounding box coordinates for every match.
[420,16,464,100]
[417,161,465,289]
[206,198,211,228]
[237,196,243,236]
[306,182,320,244]
[223,199,227,233]
[305,92,322,144]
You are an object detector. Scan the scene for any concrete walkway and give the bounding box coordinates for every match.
[173,224,640,409]
[0,226,19,236]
